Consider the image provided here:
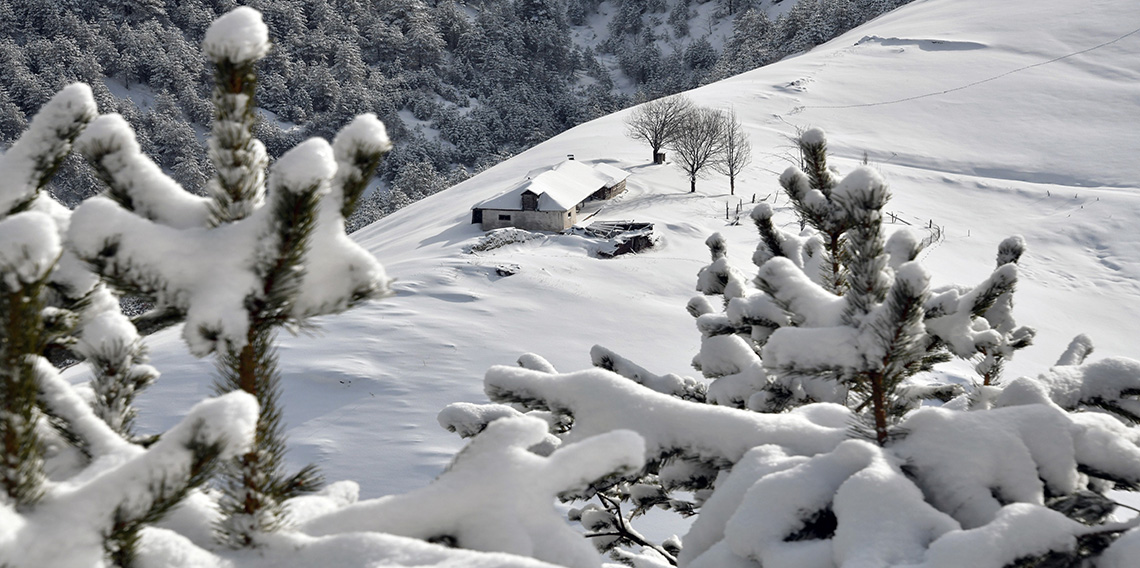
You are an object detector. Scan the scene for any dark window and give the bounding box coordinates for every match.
[498,214,511,221]
[522,192,538,211]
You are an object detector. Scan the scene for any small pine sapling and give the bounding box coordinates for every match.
[70,7,393,548]
[757,165,937,443]
[0,83,260,568]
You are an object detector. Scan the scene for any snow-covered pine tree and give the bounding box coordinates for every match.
[0,82,260,568]
[715,129,1035,432]
[462,128,1140,566]
[70,7,393,548]
[758,163,933,444]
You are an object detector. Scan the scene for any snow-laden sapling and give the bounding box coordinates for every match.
[757,165,935,443]
[0,82,261,568]
[70,7,393,548]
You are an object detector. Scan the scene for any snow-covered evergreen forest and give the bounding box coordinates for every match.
[3,0,1140,567]
[0,0,910,229]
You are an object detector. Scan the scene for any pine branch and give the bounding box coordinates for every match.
[750,203,786,266]
[798,128,837,195]
[76,114,211,229]
[205,55,267,226]
[970,266,1017,318]
[213,328,298,546]
[0,275,52,507]
[863,267,929,444]
[104,429,226,568]
[838,176,890,323]
[0,84,97,217]
[331,115,392,221]
[589,491,678,566]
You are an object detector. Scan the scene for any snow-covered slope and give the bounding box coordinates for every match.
[118,0,1140,508]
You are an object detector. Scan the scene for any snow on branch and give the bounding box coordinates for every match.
[69,283,159,439]
[69,196,261,356]
[755,257,846,327]
[34,357,135,459]
[3,392,257,567]
[749,202,824,275]
[438,402,527,438]
[69,136,390,356]
[727,440,957,568]
[137,528,566,568]
[75,113,211,229]
[0,211,60,288]
[1004,356,1140,425]
[0,84,96,216]
[1056,333,1095,367]
[301,416,644,568]
[202,6,270,65]
[895,405,1086,529]
[591,345,706,402]
[484,366,850,463]
[332,113,393,219]
[677,401,1140,568]
[294,142,392,319]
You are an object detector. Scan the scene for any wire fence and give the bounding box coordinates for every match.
[792,24,1140,113]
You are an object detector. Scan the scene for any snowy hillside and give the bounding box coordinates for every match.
[119,0,1140,520]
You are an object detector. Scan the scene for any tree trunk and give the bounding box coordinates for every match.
[827,232,844,294]
[730,176,735,196]
[870,372,889,446]
[690,175,697,193]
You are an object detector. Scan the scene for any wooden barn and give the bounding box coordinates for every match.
[470,159,629,231]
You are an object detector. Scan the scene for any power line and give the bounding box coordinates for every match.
[795,24,1140,112]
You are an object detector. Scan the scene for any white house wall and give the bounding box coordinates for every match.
[479,208,576,231]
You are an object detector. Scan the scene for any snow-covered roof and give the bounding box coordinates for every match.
[474,160,629,212]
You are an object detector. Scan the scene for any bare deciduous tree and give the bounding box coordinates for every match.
[670,106,727,193]
[625,94,694,164]
[713,107,752,195]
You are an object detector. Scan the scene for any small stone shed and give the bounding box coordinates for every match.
[471,160,629,231]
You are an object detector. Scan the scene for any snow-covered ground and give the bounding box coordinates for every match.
[97,0,1139,548]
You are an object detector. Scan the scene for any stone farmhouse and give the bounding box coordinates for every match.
[471,159,629,231]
